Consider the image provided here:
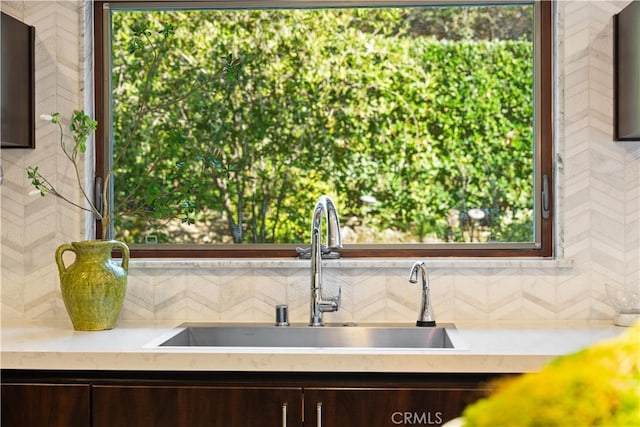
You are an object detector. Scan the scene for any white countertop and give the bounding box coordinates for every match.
[0,319,626,374]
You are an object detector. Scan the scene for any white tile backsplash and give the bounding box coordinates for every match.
[2,1,639,324]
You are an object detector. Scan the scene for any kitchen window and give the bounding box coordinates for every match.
[94,0,553,258]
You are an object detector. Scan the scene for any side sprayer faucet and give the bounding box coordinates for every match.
[408,261,436,327]
[308,195,342,326]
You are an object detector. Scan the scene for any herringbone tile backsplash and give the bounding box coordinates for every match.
[1,1,638,324]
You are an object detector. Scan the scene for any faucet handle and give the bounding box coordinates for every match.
[322,248,341,259]
[296,245,341,259]
[296,246,312,258]
[331,286,342,305]
[320,286,341,310]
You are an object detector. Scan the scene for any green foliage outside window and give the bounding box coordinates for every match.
[110,6,533,245]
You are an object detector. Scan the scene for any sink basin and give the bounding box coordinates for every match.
[152,323,462,349]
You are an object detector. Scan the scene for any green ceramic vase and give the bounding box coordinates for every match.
[55,240,130,331]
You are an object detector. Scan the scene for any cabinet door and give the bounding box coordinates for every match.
[304,387,485,427]
[1,383,90,427]
[92,385,302,427]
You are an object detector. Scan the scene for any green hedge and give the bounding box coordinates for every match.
[111,9,534,244]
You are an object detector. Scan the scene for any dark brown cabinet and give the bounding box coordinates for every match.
[92,385,302,427]
[304,387,486,426]
[1,383,90,427]
[1,371,496,427]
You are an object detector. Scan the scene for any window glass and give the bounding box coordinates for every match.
[101,1,551,256]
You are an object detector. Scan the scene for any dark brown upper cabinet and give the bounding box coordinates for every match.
[614,1,640,141]
[1,11,35,149]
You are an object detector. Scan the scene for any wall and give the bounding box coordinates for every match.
[1,0,87,321]
[1,1,638,325]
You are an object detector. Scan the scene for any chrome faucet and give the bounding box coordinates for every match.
[408,261,436,327]
[308,195,342,326]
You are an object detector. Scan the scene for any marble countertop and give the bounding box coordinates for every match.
[0,318,625,374]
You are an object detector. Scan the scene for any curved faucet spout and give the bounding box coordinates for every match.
[311,196,342,251]
[309,195,342,326]
[408,261,436,327]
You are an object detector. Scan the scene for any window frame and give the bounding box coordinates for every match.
[93,0,553,259]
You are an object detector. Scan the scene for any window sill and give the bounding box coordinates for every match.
[128,257,574,270]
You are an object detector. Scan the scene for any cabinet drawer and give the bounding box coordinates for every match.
[1,383,90,427]
[93,385,302,427]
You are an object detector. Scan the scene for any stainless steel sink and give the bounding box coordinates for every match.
[153,323,462,349]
